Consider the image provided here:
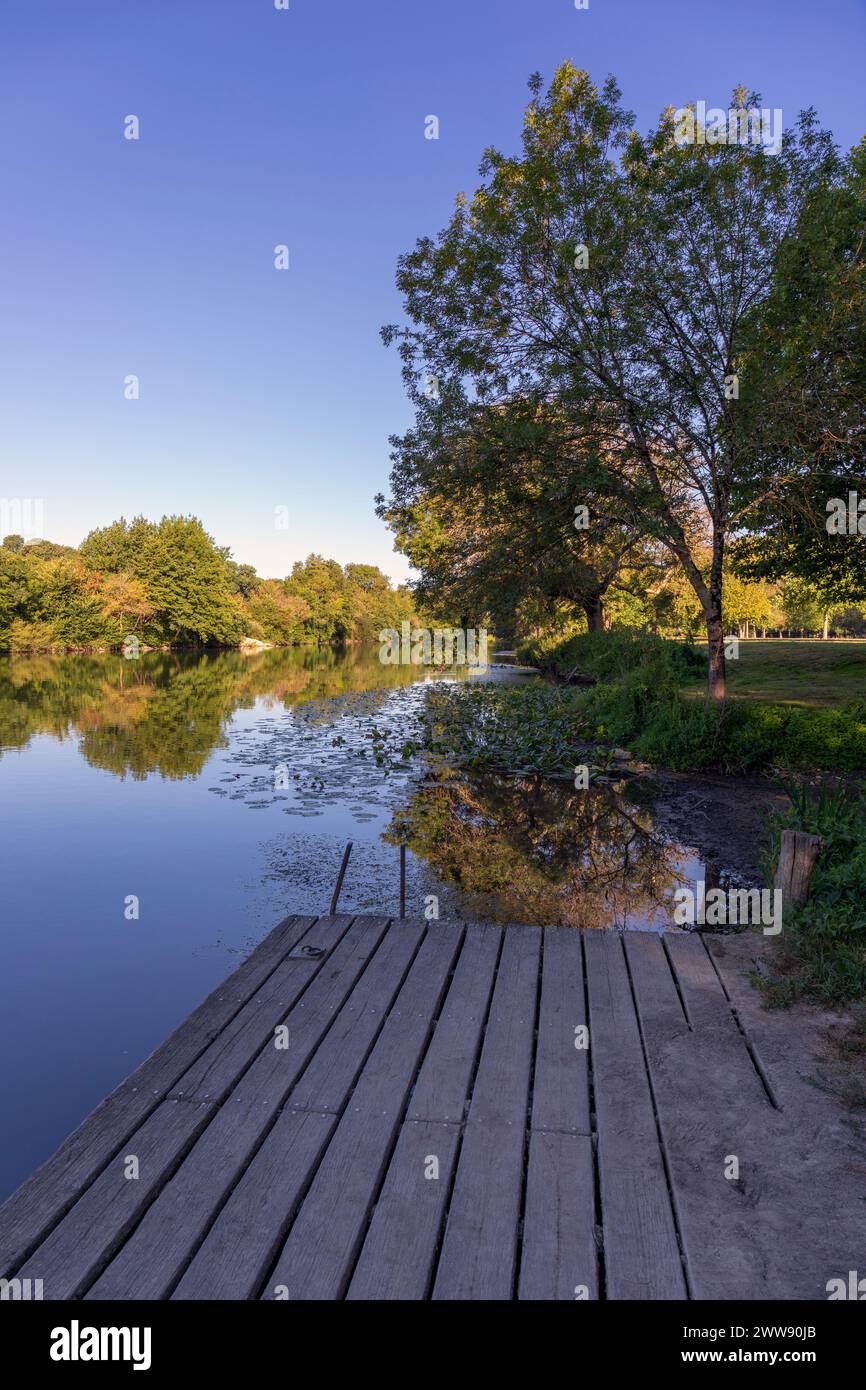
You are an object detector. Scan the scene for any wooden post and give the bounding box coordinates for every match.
[774,830,822,907]
[329,840,353,915]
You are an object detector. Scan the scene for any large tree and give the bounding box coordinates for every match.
[384,64,849,696]
[379,392,662,636]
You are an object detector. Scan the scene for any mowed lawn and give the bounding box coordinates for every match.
[683,640,866,707]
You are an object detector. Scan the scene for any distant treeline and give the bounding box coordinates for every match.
[0,517,416,651]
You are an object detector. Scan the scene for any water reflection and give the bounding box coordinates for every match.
[0,646,435,779]
[386,771,706,929]
[0,646,746,930]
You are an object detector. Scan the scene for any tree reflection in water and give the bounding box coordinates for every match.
[0,646,431,780]
[387,770,693,929]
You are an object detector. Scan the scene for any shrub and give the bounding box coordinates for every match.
[525,627,707,685]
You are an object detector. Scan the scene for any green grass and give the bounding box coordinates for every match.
[682,640,866,707]
[757,780,866,1011]
[518,631,866,772]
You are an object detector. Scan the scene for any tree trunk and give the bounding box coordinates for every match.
[583,594,604,632]
[822,611,829,640]
[707,610,726,700]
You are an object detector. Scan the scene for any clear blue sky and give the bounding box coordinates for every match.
[2,0,864,582]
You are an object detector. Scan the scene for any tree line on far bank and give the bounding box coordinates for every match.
[0,517,415,652]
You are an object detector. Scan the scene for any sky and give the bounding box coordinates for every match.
[1,0,864,583]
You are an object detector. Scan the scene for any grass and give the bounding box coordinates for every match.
[682,639,866,707]
[756,780,866,1012]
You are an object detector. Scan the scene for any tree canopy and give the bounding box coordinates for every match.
[0,520,415,652]
[381,64,866,693]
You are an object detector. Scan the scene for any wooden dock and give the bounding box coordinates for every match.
[1,914,863,1300]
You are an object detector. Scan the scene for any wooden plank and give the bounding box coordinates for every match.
[432,924,541,1300]
[0,914,317,1277]
[286,920,425,1115]
[16,1099,213,1300]
[87,918,391,1300]
[665,931,749,1033]
[583,930,687,1300]
[261,924,463,1300]
[451,924,540,1130]
[346,1120,461,1300]
[406,922,501,1123]
[518,1130,598,1300]
[172,920,429,1300]
[531,926,591,1135]
[624,932,784,1299]
[168,916,353,1103]
[172,1109,336,1301]
[701,932,796,1107]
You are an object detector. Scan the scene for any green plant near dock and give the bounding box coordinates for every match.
[757,781,866,1010]
[421,681,587,777]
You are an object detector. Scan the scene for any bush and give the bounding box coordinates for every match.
[581,678,866,774]
[525,627,707,685]
[7,619,60,651]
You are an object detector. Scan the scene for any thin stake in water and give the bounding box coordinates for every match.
[329,840,353,915]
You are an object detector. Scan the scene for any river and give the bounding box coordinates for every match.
[0,645,780,1200]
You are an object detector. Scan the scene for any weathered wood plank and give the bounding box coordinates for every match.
[16,1099,213,1299]
[531,926,591,1135]
[346,1119,461,1300]
[172,920,428,1299]
[168,916,353,1103]
[261,924,463,1300]
[172,1109,337,1301]
[87,918,391,1299]
[432,924,541,1300]
[0,914,318,1277]
[701,932,794,1106]
[406,922,501,1124]
[665,931,749,1033]
[286,920,425,1115]
[583,930,686,1300]
[518,1130,598,1300]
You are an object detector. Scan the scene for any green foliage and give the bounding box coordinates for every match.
[525,628,706,685]
[418,634,866,778]
[586,684,866,773]
[241,580,310,645]
[758,781,866,1007]
[1,520,416,653]
[284,555,416,646]
[421,681,587,777]
[383,62,855,696]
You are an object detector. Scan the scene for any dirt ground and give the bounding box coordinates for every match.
[646,770,790,882]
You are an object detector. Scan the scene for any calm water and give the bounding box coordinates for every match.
[0,645,729,1200]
